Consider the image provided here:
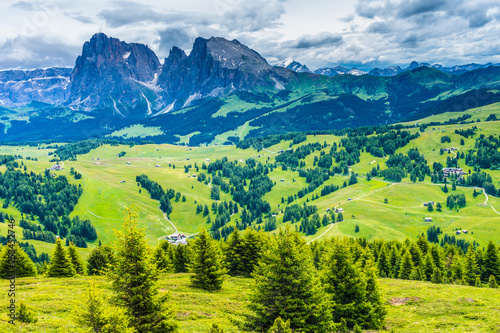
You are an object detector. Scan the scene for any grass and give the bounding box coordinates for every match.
[0,108,500,257]
[1,274,500,332]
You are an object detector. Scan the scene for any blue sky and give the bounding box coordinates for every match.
[1,0,500,70]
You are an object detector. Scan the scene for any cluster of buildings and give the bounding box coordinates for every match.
[442,167,466,177]
[165,234,187,245]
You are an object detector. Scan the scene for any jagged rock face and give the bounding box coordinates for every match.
[158,37,293,106]
[0,68,71,107]
[68,33,161,112]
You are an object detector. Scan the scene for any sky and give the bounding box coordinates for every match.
[1,0,500,71]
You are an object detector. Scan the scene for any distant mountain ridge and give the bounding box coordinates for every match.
[1,33,500,144]
[276,59,500,77]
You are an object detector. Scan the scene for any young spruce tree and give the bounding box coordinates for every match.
[248,227,331,332]
[47,238,76,277]
[0,243,37,278]
[188,229,227,290]
[108,206,177,333]
[67,242,86,275]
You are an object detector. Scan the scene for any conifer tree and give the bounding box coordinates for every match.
[377,243,392,277]
[209,323,225,333]
[489,275,498,288]
[323,241,373,329]
[0,243,37,278]
[17,303,37,323]
[248,227,331,332]
[389,245,401,278]
[398,249,413,280]
[475,276,482,287]
[173,243,191,273]
[47,238,76,277]
[87,245,115,275]
[240,228,264,276]
[483,241,500,282]
[188,229,227,290]
[75,279,134,333]
[67,242,86,275]
[431,267,443,284]
[464,248,479,286]
[108,206,177,333]
[451,256,464,282]
[422,252,435,281]
[267,317,292,333]
[363,259,387,329]
[224,228,243,276]
[154,241,174,273]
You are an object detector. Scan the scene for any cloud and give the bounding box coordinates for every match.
[288,32,343,49]
[0,35,78,69]
[221,0,287,32]
[397,0,448,18]
[98,1,188,28]
[158,27,193,53]
[10,1,44,11]
[366,21,391,34]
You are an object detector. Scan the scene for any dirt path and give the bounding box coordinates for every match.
[307,181,395,244]
[87,210,122,221]
[482,189,500,216]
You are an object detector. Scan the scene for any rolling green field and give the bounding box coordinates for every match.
[1,274,500,332]
[0,102,500,260]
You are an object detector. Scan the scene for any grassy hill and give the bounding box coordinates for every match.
[1,274,500,332]
[0,102,499,259]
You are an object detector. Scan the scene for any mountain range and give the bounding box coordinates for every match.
[277,59,500,77]
[1,33,500,144]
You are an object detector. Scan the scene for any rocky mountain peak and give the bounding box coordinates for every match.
[68,33,161,112]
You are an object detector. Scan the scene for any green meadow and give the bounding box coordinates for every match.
[0,103,500,259]
[1,274,500,332]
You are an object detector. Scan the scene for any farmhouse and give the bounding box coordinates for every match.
[280,179,285,182]
[424,217,433,222]
[335,208,344,213]
[155,164,161,167]
[126,162,131,165]
[442,167,466,177]
[50,165,63,171]
[456,230,462,235]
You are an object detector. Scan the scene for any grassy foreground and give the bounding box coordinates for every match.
[1,274,500,332]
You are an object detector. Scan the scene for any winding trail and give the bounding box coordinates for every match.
[87,210,122,221]
[307,181,395,244]
[482,189,500,216]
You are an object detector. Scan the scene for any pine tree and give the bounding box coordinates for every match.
[377,243,392,277]
[431,267,443,284]
[323,241,371,329]
[267,317,292,333]
[154,241,174,273]
[422,252,435,281]
[17,303,37,323]
[173,244,191,273]
[67,242,86,275]
[464,248,479,286]
[489,275,498,288]
[363,259,388,329]
[0,243,37,278]
[224,228,243,276]
[47,238,76,277]
[188,229,227,290]
[74,279,134,333]
[451,256,464,282]
[483,241,500,282]
[389,245,401,278]
[209,323,225,333]
[240,228,264,276]
[475,276,482,287]
[108,206,177,333]
[248,227,331,332]
[87,245,115,275]
[398,249,413,280]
